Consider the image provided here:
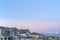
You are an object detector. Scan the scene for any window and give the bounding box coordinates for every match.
[3,30,5,34]
[10,30,14,35]
[10,30,12,35]
[7,31,10,35]
[12,31,14,35]
[17,32,20,35]
[2,30,6,35]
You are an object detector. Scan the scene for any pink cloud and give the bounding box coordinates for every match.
[0,19,60,32]
[3,21,60,32]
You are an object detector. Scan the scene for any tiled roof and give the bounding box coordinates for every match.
[0,26,7,29]
[31,32,38,34]
[0,26,10,30]
[19,29,31,33]
[31,32,40,35]
[31,32,45,36]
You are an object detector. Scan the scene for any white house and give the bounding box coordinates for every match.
[31,32,47,40]
[19,29,31,37]
[47,36,60,40]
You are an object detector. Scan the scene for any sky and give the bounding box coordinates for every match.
[0,0,60,33]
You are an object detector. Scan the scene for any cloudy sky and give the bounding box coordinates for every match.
[0,0,60,32]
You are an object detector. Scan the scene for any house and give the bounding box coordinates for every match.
[31,32,47,40]
[0,26,20,40]
[19,29,31,37]
[19,29,34,40]
[31,32,40,38]
[0,26,14,40]
[47,36,60,40]
[38,34,47,40]
[8,27,20,40]
[0,26,34,40]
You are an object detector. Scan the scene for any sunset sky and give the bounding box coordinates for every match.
[0,0,60,32]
